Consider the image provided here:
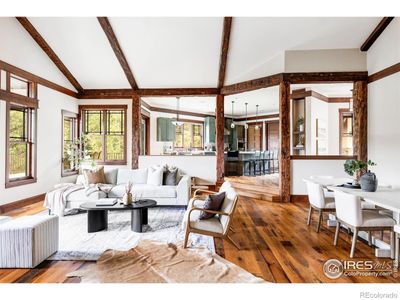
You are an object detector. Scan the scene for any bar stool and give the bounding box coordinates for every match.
[253,151,263,176]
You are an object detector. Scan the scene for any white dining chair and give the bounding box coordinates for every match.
[304,179,336,232]
[395,225,400,269]
[333,190,396,258]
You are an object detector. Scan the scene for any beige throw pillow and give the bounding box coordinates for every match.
[83,166,106,185]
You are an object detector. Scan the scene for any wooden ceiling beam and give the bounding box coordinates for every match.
[16,17,83,93]
[221,73,283,95]
[97,17,138,90]
[217,17,232,89]
[360,17,395,52]
[78,89,134,99]
[283,72,368,83]
[138,88,219,97]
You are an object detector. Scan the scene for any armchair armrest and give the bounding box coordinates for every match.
[193,189,216,197]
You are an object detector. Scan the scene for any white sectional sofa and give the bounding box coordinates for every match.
[64,167,191,211]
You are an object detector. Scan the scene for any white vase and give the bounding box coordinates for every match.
[299,124,304,132]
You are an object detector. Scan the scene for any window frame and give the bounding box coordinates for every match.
[174,119,204,150]
[5,102,37,188]
[61,110,79,177]
[79,105,128,165]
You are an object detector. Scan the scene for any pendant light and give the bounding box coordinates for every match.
[172,97,184,126]
[244,102,249,129]
[230,100,235,129]
[255,104,260,130]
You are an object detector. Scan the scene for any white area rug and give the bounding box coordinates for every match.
[46,207,214,261]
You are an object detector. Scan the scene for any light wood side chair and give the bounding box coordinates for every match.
[303,179,336,232]
[183,187,240,249]
[333,190,396,258]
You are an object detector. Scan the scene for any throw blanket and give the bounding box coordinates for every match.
[44,184,99,216]
[67,240,266,283]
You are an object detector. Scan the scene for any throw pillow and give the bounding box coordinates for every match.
[147,166,164,186]
[163,165,178,185]
[83,166,106,185]
[199,192,226,220]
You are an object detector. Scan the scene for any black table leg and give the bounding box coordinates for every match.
[87,210,108,233]
[131,209,143,232]
[142,208,148,225]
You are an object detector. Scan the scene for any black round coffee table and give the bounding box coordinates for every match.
[80,200,157,233]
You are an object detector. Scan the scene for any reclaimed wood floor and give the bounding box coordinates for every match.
[0,197,398,283]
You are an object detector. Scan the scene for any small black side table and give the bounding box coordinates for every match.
[80,199,157,233]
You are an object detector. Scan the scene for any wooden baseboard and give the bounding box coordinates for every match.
[0,193,45,214]
[290,194,308,203]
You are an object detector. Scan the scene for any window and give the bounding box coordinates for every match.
[6,103,37,188]
[339,109,354,155]
[62,111,78,176]
[81,106,127,164]
[174,122,203,149]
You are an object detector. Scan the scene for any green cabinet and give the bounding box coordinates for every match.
[157,117,176,142]
[204,116,216,144]
[224,118,238,151]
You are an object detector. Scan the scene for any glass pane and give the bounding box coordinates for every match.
[341,136,353,155]
[10,76,30,97]
[183,123,191,148]
[9,143,28,179]
[193,124,202,148]
[10,109,25,140]
[108,111,124,134]
[86,134,103,160]
[64,119,71,141]
[174,125,183,148]
[106,135,125,161]
[140,120,146,155]
[85,111,102,134]
[342,115,353,135]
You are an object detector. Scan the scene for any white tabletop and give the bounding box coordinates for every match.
[306,177,352,187]
[328,186,400,214]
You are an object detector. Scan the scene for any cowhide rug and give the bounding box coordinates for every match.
[67,240,265,283]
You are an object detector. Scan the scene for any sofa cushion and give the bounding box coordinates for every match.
[105,169,118,185]
[183,208,223,234]
[0,216,12,226]
[108,184,177,199]
[147,167,164,186]
[163,167,178,186]
[117,169,148,185]
[83,167,106,185]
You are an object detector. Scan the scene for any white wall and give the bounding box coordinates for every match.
[367,18,400,188]
[0,86,78,205]
[285,49,367,72]
[291,160,349,195]
[0,18,75,91]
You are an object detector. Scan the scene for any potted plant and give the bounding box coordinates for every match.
[298,117,304,132]
[344,159,376,186]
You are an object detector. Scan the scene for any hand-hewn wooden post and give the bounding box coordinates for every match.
[216,94,225,183]
[352,80,368,162]
[279,81,291,202]
[132,94,141,169]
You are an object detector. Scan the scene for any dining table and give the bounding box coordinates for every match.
[327,184,400,259]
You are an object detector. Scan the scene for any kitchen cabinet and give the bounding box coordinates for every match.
[204,116,216,144]
[157,117,176,142]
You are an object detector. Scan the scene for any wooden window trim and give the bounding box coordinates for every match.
[5,102,37,188]
[174,120,204,150]
[290,155,357,160]
[79,105,128,165]
[339,108,354,156]
[61,110,79,177]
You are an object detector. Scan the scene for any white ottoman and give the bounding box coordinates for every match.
[0,215,59,268]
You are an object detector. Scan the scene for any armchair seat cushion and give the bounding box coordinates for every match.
[361,211,396,227]
[183,209,223,234]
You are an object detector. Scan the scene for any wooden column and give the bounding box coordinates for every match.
[216,94,225,183]
[352,81,368,162]
[132,94,141,169]
[279,81,291,203]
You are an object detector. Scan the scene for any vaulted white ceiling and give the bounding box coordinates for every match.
[25,17,381,90]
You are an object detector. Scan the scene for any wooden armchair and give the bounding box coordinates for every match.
[183,187,240,249]
[192,181,232,199]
